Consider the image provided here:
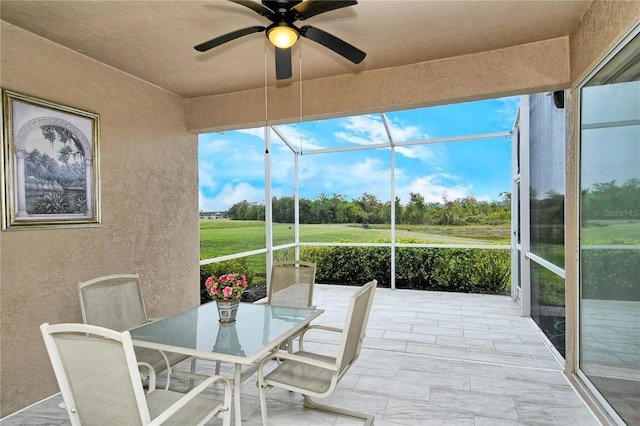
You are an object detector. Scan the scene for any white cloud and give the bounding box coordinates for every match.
[384,117,423,143]
[199,182,264,212]
[335,115,387,145]
[395,144,442,164]
[335,116,435,168]
[237,128,264,138]
[199,134,264,185]
[396,174,472,204]
[296,155,392,201]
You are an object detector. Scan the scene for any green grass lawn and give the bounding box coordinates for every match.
[581,220,640,243]
[200,220,515,289]
[200,219,511,259]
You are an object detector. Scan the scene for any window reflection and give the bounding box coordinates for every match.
[579,31,640,425]
[530,262,565,356]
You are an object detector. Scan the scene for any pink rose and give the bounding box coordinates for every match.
[205,276,214,288]
[223,286,233,297]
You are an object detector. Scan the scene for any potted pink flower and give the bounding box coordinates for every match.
[205,273,247,323]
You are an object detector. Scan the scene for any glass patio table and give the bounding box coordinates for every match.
[129,301,323,426]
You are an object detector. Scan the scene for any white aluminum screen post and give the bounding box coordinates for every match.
[390,147,396,290]
[511,110,520,302]
[382,113,397,290]
[295,152,300,260]
[270,125,302,261]
[519,96,532,317]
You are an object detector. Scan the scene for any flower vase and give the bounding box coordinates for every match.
[213,323,245,356]
[216,299,240,324]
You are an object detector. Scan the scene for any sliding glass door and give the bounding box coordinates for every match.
[579,29,640,425]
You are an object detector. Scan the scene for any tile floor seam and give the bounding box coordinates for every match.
[305,339,564,373]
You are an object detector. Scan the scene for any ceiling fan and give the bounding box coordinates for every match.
[194,0,366,80]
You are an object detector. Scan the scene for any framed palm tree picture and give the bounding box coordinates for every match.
[1,89,100,230]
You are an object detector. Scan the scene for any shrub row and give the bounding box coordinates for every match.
[581,242,640,301]
[299,244,511,294]
[199,242,639,303]
[199,245,511,303]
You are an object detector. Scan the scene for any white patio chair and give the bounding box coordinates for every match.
[257,279,377,426]
[257,260,317,354]
[78,273,194,389]
[266,260,316,308]
[40,322,232,426]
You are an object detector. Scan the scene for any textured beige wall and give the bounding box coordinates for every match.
[0,22,199,416]
[570,1,640,84]
[187,37,571,133]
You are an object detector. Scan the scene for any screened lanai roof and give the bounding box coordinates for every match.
[199,96,519,212]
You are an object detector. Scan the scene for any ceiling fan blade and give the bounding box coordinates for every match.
[292,1,357,20]
[275,47,293,80]
[300,25,365,64]
[229,0,277,21]
[194,26,265,52]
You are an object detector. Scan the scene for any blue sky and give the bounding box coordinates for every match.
[199,96,520,212]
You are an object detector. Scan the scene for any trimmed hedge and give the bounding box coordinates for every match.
[300,244,511,294]
[199,245,511,303]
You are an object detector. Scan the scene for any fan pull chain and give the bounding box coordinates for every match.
[298,39,303,154]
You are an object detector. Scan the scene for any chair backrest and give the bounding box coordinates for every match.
[40,322,151,426]
[78,273,147,331]
[336,280,377,376]
[268,260,316,308]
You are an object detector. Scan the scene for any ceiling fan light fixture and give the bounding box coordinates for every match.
[267,24,299,49]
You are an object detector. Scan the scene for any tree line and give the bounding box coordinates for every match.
[222,178,640,226]
[226,192,512,226]
[582,178,640,222]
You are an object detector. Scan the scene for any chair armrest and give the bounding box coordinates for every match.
[298,324,343,350]
[258,351,339,377]
[302,324,343,335]
[148,374,232,426]
[253,297,268,305]
[137,361,157,391]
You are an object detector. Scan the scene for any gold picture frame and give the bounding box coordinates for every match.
[1,89,100,229]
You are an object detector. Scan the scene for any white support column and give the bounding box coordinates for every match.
[382,113,397,290]
[519,96,532,317]
[294,152,300,259]
[511,110,520,302]
[390,146,396,290]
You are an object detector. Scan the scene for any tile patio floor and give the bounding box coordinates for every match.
[1,284,601,426]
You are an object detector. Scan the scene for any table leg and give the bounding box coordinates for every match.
[234,363,243,426]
